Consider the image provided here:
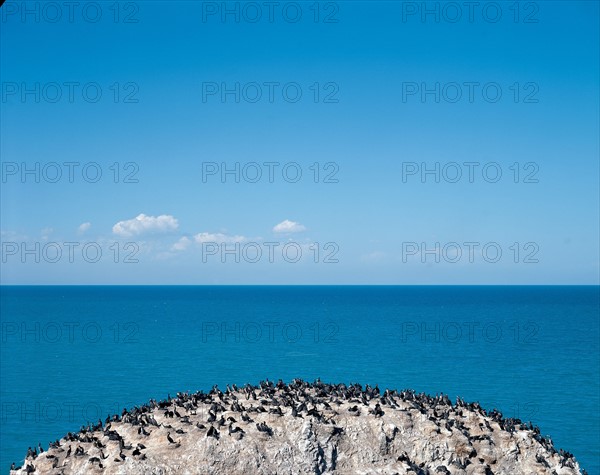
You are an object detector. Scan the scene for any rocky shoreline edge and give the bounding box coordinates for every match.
[11,379,585,475]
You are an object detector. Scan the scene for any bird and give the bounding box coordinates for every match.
[256,422,273,436]
[228,424,245,437]
[241,413,253,422]
[206,425,219,439]
[167,432,181,447]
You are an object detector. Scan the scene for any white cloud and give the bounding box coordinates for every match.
[41,227,53,240]
[78,222,91,234]
[112,214,179,237]
[171,236,191,251]
[1,230,28,240]
[193,232,246,244]
[273,220,306,234]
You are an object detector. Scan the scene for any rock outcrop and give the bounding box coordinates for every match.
[11,380,584,475]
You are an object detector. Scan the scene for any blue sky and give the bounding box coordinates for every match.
[1,0,598,284]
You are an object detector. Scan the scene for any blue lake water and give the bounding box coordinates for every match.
[0,286,598,474]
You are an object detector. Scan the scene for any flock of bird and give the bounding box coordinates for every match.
[10,379,584,474]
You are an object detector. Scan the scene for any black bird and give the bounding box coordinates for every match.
[167,432,181,447]
[207,425,219,439]
[370,403,384,417]
[256,422,273,436]
[228,424,245,437]
[119,438,132,450]
[180,416,192,424]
